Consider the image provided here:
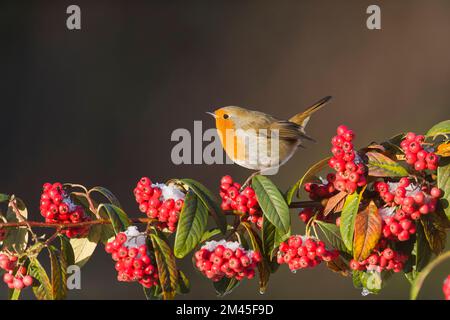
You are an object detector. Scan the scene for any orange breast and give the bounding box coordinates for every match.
[216,121,247,162]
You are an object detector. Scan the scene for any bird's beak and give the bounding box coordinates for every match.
[206,112,217,119]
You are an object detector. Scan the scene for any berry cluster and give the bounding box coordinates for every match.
[401,132,439,171]
[219,176,263,229]
[375,178,442,235]
[134,177,185,233]
[304,174,337,201]
[105,226,159,288]
[0,254,33,290]
[39,182,89,238]
[349,241,408,273]
[328,125,367,194]
[443,275,450,300]
[277,235,338,271]
[194,240,261,282]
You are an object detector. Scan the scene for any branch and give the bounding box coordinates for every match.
[0,201,322,229]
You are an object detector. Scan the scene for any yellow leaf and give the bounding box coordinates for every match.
[353,201,382,261]
[436,142,450,157]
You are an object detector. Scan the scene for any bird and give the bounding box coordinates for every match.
[207,96,332,184]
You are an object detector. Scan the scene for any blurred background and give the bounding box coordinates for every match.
[0,0,449,299]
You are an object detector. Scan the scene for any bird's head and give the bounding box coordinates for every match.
[207,106,256,132]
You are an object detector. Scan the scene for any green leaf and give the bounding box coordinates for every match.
[286,157,331,204]
[213,277,240,297]
[360,271,383,294]
[316,221,350,254]
[178,178,227,234]
[3,197,28,253]
[426,119,450,137]
[437,158,450,220]
[29,258,52,300]
[366,151,409,177]
[241,222,270,293]
[48,246,66,300]
[411,251,450,300]
[415,222,432,272]
[177,270,190,294]
[143,285,162,300]
[60,235,75,267]
[88,186,121,207]
[0,194,9,203]
[262,218,276,257]
[70,236,98,268]
[200,228,222,243]
[90,209,115,244]
[98,203,131,234]
[174,191,208,258]
[420,213,447,255]
[150,233,178,300]
[252,175,290,236]
[340,187,365,251]
[274,228,290,252]
[352,270,364,289]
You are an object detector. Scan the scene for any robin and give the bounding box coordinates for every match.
[207,96,332,183]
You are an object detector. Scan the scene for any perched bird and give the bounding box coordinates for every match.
[207,96,331,178]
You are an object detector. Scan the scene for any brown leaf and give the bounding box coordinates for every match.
[326,257,350,277]
[353,201,382,261]
[323,191,348,216]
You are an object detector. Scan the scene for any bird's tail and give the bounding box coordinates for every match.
[289,96,332,129]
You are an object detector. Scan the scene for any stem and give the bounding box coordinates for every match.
[410,251,450,300]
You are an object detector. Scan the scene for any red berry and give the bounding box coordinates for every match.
[336,125,348,136]
[430,187,442,199]
[22,275,33,287]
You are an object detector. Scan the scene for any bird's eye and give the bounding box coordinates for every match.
[223,114,229,119]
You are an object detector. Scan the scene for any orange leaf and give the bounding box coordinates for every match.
[436,142,450,157]
[353,201,382,261]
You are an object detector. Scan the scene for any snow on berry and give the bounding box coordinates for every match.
[219,175,263,229]
[193,240,261,282]
[105,226,159,288]
[375,178,443,241]
[134,177,185,233]
[400,132,439,171]
[0,254,33,290]
[277,235,339,272]
[39,182,90,238]
[328,125,367,194]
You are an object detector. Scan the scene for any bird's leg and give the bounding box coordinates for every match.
[241,171,261,191]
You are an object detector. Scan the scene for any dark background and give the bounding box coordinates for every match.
[1,0,449,299]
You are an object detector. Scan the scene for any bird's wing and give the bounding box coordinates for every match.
[238,111,277,131]
[268,121,306,142]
